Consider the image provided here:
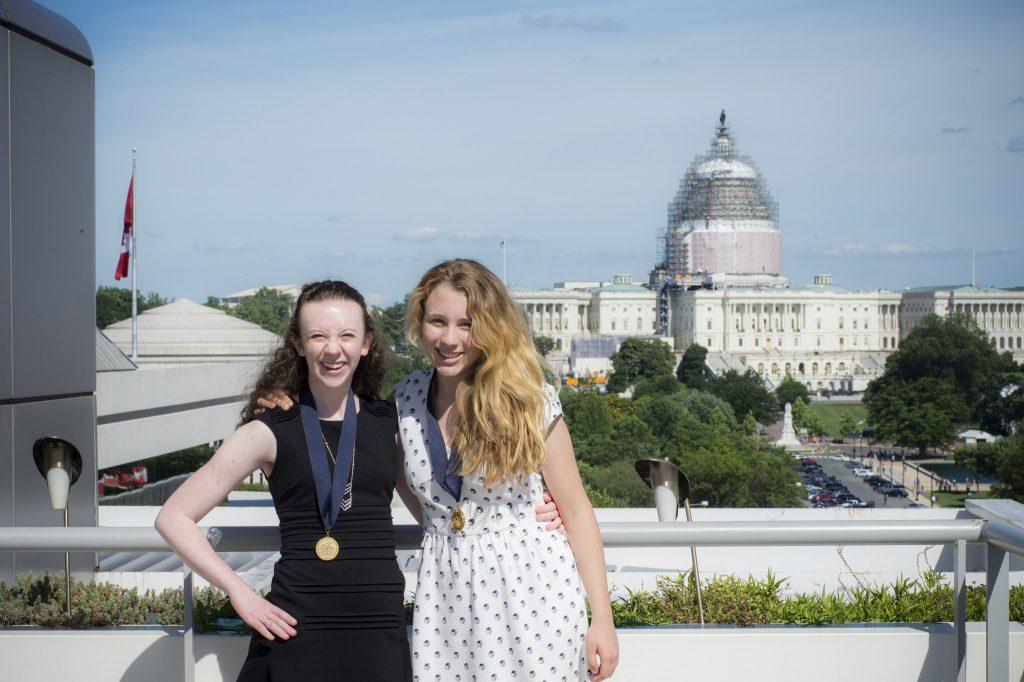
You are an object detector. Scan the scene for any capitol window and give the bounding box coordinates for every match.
[816,319,821,330]
[754,338,760,347]
[707,319,712,330]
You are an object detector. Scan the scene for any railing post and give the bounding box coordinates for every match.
[183,566,195,682]
[954,539,966,682]
[985,542,1008,682]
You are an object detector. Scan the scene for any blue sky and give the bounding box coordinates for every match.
[47,0,1024,305]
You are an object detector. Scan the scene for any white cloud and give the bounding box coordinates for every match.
[518,14,623,32]
[823,243,1016,257]
[394,226,443,241]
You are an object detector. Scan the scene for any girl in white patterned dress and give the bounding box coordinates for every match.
[393,259,618,682]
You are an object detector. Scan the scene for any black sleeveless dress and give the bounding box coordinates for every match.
[237,396,412,682]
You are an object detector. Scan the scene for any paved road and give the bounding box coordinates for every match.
[810,452,922,509]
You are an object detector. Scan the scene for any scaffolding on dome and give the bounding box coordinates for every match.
[658,111,779,279]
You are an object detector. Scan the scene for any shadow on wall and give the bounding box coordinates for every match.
[119,630,247,682]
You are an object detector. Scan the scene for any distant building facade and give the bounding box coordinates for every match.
[221,284,301,308]
[511,275,664,375]
[900,285,1024,362]
[669,275,901,392]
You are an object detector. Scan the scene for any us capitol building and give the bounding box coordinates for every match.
[512,112,1024,391]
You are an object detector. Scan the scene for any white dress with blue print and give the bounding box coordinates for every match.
[396,370,588,682]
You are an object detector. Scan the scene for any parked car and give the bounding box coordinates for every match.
[853,469,872,477]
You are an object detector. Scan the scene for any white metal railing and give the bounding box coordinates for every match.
[1,511,1022,682]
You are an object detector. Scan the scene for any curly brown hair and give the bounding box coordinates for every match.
[239,280,385,423]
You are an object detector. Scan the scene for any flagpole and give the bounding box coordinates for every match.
[501,241,506,285]
[130,148,138,360]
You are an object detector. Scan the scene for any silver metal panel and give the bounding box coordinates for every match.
[3,0,94,64]
[0,405,13,578]
[95,329,137,373]
[9,32,95,398]
[0,29,11,401]
[11,394,96,578]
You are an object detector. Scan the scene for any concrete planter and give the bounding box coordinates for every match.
[1,623,1022,681]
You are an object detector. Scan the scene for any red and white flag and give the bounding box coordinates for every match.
[114,175,134,280]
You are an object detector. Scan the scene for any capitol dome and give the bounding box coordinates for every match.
[662,111,780,277]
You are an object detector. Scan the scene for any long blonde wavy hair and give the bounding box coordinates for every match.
[406,259,549,486]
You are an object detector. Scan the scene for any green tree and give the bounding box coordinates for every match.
[708,369,779,423]
[532,335,556,357]
[669,389,737,429]
[838,414,859,438]
[791,397,808,424]
[373,301,409,350]
[632,374,683,399]
[560,390,613,445]
[676,343,709,389]
[742,412,759,436]
[231,287,296,334]
[800,410,827,438]
[865,313,1019,435]
[381,346,432,397]
[204,296,228,311]
[955,432,1024,503]
[775,375,809,409]
[606,338,677,392]
[866,377,969,456]
[96,286,167,328]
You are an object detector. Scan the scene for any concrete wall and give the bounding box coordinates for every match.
[96,360,261,468]
[0,623,1020,681]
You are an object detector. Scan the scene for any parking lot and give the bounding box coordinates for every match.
[799,453,926,509]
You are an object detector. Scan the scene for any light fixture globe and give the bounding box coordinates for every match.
[634,458,690,522]
[32,437,83,511]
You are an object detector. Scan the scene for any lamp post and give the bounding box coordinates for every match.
[32,437,83,616]
[634,458,704,626]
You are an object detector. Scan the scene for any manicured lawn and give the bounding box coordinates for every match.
[932,489,998,509]
[804,402,868,438]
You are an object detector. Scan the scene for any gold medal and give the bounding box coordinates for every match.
[315,534,340,561]
[450,508,465,533]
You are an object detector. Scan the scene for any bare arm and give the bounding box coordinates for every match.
[542,417,619,680]
[154,420,297,641]
[394,437,424,525]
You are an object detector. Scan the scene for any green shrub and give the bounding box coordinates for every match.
[0,573,243,632]
[609,570,1024,627]
[2,571,1021,630]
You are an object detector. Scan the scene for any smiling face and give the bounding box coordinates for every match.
[421,284,482,382]
[292,298,371,390]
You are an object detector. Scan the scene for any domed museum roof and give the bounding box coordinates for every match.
[103,298,280,360]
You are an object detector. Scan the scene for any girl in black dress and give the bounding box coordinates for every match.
[156,281,412,681]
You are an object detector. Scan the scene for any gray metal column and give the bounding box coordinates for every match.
[985,543,1009,682]
[0,1,96,583]
[954,539,966,682]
